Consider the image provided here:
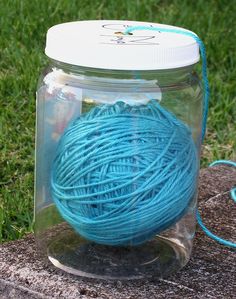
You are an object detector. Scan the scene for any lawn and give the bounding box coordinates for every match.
[0,0,235,243]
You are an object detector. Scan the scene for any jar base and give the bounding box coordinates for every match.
[47,229,190,280]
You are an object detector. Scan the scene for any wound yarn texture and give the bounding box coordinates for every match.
[51,100,198,246]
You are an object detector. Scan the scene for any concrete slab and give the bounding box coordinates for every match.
[0,165,235,299]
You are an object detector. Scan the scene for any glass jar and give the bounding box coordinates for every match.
[34,21,203,279]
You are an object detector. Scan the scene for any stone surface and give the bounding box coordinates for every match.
[0,165,236,299]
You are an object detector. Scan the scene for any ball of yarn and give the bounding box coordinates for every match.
[51,100,198,246]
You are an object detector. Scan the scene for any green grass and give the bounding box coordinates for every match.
[0,0,235,242]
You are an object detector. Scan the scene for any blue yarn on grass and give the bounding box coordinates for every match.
[51,100,198,246]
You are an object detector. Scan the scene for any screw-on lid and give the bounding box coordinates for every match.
[45,20,199,70]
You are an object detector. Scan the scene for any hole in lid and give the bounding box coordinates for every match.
[114,31,133,35]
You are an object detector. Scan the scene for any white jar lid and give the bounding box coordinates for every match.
[45,20,199,70]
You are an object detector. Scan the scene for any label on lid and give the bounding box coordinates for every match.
[45,20,199,70]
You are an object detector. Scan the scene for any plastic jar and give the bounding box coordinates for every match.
[35,20,203,279]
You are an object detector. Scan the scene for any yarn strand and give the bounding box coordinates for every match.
[51,25,235,248]
[125,26,235,249]
[197,160,236,249]
[124,25,209,140]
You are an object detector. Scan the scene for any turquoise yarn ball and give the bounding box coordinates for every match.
[51,100,198,246]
